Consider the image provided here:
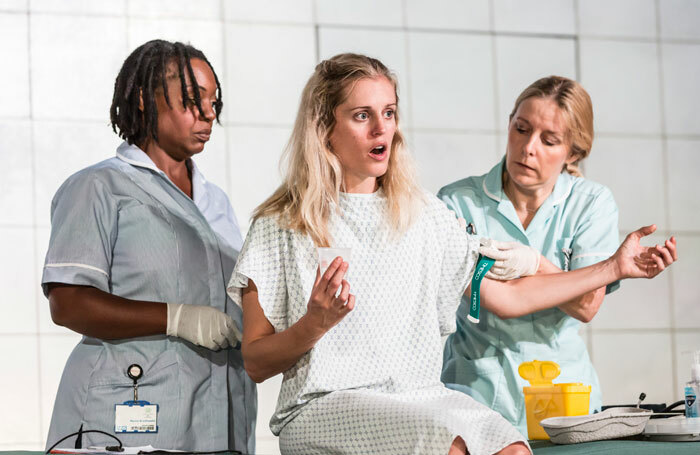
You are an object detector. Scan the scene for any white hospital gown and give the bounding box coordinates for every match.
[227,190,529,455]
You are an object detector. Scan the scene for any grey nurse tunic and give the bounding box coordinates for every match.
[41,142,256,453]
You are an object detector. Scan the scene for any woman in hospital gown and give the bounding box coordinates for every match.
[227,53,676,455]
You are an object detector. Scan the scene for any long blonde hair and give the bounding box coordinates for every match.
[509,76,594,177]
[254,53,424,246]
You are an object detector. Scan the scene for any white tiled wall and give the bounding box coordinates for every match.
[1,1,698,452]
[408,31,495,130]
[580,39,663,135]
[578,0,657,39]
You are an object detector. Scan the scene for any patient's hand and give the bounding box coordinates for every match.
[612,225,677,279]
[305,256,355,335]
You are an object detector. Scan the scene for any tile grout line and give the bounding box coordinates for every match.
[401,1,415,132]
[312,0,319,61]
[26,2,45,444]
[10,117,700,140]
[313,23,320,63]
[654,0,678,401]
[219,0,233,219]
[488,0,501,171]
[572,0,596,361]
[7,9,700,44]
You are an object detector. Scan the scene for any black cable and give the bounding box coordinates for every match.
[660,400,686,413]
[47,430,250,455]
[46,430,123,453]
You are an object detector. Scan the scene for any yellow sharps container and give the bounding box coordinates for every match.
[518,360,591,440]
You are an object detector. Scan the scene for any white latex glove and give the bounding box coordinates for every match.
[478,238,541,280]
[166,303,241,351]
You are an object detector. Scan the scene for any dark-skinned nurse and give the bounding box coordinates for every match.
[41,40,255,452]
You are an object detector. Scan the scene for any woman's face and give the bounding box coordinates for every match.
[152,58,218,160]
[328,76,397,193]
[505,96,574,192]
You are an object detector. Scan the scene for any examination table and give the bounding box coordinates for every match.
[529,438,700,454]
[3,439,700,454]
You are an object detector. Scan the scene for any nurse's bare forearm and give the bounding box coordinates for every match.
[47,284,166,338]
[481,258,618,319]
[537,257,605,322]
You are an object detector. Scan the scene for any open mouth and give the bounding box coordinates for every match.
[370,145,386,155]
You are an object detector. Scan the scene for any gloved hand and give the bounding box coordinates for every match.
[478,238,541,280]
[166,303,242,351]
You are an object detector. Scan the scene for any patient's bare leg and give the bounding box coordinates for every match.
[494,441,530,455]
[448,436,467,455]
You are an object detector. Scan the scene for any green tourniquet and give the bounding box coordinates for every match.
[468,255,495,323]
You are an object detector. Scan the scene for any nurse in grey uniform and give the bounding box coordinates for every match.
[41,40,256,453]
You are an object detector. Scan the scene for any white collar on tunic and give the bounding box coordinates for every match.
[482,156,573,207]
[115,141,209,205]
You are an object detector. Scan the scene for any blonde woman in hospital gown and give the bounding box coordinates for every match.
[226,54,677,455]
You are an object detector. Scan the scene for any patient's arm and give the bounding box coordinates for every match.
[480,225,677,319]
[240,257,355,383]
[536,256,605,322]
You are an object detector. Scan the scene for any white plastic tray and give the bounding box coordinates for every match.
[540,407,652,444]
[643,415,700,441]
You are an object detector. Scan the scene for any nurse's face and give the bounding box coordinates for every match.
[153,58,218,160]
[328,76,397,194]
[505,97,574,192]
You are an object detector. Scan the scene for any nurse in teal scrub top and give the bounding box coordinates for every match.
[439,76,628,435]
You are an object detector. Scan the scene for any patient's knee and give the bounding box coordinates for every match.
[495,441,530,455]
[448,436,467,455]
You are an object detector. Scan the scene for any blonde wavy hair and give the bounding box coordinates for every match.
[509,76,594,177]
[253,53,424,247]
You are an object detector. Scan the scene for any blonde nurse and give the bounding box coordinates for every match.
[439,76,675,435]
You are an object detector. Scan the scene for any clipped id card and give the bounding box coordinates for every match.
[115,400,158,433]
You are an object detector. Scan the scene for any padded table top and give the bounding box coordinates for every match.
[529,438,700,454]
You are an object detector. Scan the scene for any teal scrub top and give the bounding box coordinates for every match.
[438,159,619,436]
[41,142,256,453]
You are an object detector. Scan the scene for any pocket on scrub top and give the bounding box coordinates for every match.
[83,350,181,438]
[448,355,503,409]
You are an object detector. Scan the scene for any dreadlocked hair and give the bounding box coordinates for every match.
[110,39,223,145]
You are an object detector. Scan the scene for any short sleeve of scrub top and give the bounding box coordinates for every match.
[566,186,621,292]
[42,171,117,295]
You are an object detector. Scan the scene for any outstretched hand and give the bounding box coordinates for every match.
[612,225,677,279]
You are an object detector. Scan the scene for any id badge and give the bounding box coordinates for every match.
[115,400,158,433]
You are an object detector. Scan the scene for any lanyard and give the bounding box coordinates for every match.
[468,255,495,323]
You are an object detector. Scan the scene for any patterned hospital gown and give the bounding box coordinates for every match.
[228,190,529,455]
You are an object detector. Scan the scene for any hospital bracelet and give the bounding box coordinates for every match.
[468,255,495,323]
